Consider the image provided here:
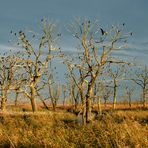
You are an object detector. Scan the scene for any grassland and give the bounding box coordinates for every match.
[0,105,148,147]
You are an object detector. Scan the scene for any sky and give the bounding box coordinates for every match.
[0,0,148,64]
[0,0,148,100]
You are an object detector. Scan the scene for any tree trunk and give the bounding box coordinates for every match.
[51,99,57,111]
[63,91,66,107]
[98,96,102,115]
[15,91,19,106]
[86,97,91,123]
[30,98,37,112]
[82,105,86,125]
[86,85,93,123]
[73,91,79,112]
[37,92,50,110]
[129,96,132,108]
[143,88,147,108]
[1,86,7,111]
[80,85,86,125]
[1,96,7,111]
[74,98,78,111]
[92,96,96,110]
[30,85,37,112]
[113,81,117,109]
[52,103,56,111]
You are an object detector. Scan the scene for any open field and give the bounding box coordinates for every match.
[6,101,147,111]
[0,106,148,147]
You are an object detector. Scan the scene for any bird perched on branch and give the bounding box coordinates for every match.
[100,28,107,35]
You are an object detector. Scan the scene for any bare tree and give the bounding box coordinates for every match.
[125,85,135,108]
[65,62,87,124]
[14,19,61,112]
[66,18,130,123]
[131,65,148,108]
[14,86,20,106]
[93,79,112,114]
[96,82,103,115]
[62,84,67,107]
[68,76,80,111]
[0,54,21,110]
[102,86,112,110]
[13,70,27,107]
[47,74,60,111]
[108,64,127,109]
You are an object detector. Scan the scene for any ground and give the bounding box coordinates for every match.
[0,104,148,147]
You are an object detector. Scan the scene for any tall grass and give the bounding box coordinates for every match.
[0,110,147,147]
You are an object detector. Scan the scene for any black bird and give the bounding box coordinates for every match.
[10,30,13,34]
[100,28,106,35]
[130,32,133,36]
[123,23,125,26]
[57,33,61,36]
[19,30,22,34]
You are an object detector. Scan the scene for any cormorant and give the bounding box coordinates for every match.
[100,28,106,35]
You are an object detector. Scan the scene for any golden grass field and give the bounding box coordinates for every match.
[0,104,148,147]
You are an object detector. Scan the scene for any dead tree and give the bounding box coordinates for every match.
[0,54,21,110]
[65,62,87,124]
[62,84,67,107]
[102,85,112,110]
[66,18,130,123]
[67,76,79,111]
[96,82,104,115]
[93,79,112,114]
[108,64,127,109]
[14,19,61,112]
[47,74,60,111]
[125,85,135,108]
[131,66,148,108]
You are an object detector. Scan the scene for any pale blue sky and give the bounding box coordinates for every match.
[0,0,148,64]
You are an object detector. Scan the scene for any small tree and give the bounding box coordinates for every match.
[14,85,20,106]
[0,54,21,110]
[108,64,127,109]
[125,85,135,108]
[68,76,79,111]
[47,74,60,111]
[102,86,112,110]
[131,65,148,108]
[13,70,27,107]
[62,84,67,107]
[94,79,112,114]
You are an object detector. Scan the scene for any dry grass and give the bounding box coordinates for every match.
[0,109,148,147]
